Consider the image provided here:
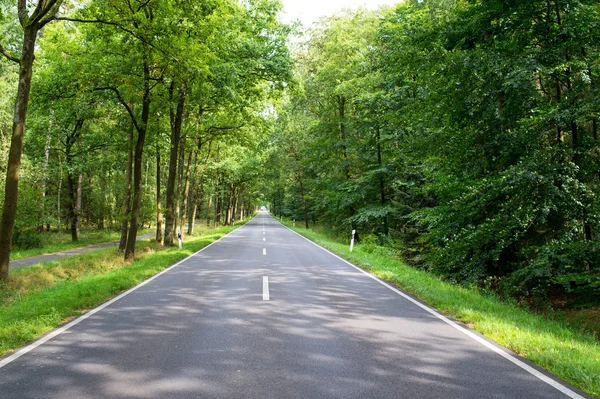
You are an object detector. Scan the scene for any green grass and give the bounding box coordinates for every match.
[10,228,154,261]
[0,221,245,358]
[282,219,600,398]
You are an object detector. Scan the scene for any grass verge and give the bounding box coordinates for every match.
[281,219,600,398]
[10,228,154,261]
[0,221,245,358]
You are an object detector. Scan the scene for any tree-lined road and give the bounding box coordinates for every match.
[0,212,588,398]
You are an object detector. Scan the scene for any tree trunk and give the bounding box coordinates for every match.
[57,152,63,232]
[376,124,388,235]
[188,204,197,235]
[299,178,309,229]
[240,187,245,221]
[337,95,359,242]
[206,196,212,227]
[119,120,134,250]
[188,140,211,234]
[65,119,84,242]
[164,82,186,246]
[175,138,186,236]
[75,173,82,237]
[0,26,39,281]
[232,187,239,222]
[39,131,51,232]
[156,147,163,244]
[124,60,151,261]
[215,188,221,227]
[179,147,193,240]
[225,183,233,225]
[187,151,200,236]
[67,172,77,241]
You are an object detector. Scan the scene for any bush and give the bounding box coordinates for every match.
[12,229,43,250]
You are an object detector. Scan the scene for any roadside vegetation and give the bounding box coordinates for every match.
[0,0,290,281]
[282,219,600,397]
[0,221,246,358]
[10,228,153,261]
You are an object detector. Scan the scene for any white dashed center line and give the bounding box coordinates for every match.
[263,276,270,301]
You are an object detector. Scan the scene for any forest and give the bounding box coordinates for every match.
[266,0,600,310]
[0,0,292,280]
[1,0,599,314]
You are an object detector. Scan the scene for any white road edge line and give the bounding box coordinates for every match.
[276,218,586,399]
[0,219,253,370]
[263,276,270,301]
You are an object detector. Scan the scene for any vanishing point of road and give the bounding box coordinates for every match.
[0,212,590,398]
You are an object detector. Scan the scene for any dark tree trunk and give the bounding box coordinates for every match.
[124,60,151,261]
[0,25,40,281]
[75,173,82,237]
[164,82,186,246]
[67,173,77,241]
[65,119,84,242]
[119,120,134,250]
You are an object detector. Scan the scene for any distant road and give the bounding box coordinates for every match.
[0,212,589,398]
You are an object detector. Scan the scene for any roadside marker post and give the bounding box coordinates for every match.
[177,227,182,249]
[293,219,295,227]
[350,229,356,252]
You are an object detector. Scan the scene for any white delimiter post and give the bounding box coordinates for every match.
[350,229,356,252]
[177,227,182,249]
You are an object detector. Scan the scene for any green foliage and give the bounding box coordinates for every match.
[11,229,43,250]
[268,1,600,308]
[0,0,290,264]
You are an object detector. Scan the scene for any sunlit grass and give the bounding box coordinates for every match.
[282,219,600,398]
[0,221,245,358]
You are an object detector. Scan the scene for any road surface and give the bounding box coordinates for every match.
[0,212,589,398]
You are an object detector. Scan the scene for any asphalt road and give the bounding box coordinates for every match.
[0,212,590,398]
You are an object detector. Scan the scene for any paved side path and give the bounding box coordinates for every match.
[0,212,590,398]
[10,232,157,269]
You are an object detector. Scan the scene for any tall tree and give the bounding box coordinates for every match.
[0,0,64,281]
